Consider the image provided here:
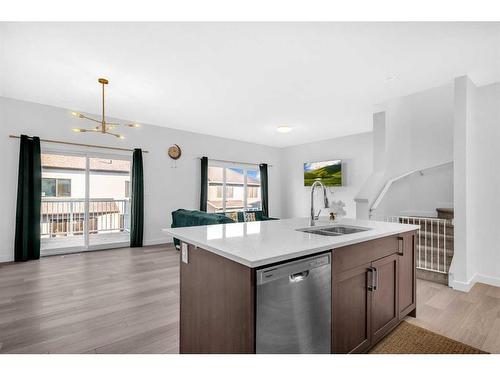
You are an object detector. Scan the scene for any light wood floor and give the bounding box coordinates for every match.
[406,279,500,353]
[0,245,180,354]
[1,245,500,354]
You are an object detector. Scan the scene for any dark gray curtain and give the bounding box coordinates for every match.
[200,156,208,212]
[259,163,269,217]
[14,135,41,261]
[130,148,144,247]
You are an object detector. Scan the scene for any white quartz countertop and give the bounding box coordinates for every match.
[162,217,420,268]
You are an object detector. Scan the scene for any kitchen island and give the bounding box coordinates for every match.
[163,217,419,354]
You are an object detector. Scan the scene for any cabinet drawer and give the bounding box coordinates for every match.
[333,236,399,274]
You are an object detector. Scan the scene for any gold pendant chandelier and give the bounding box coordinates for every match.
[71,78,140,139]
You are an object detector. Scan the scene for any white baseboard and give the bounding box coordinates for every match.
[449,272,500,292]
[144,238,173,246]
[472,273,500,288]
[0,237,174,263]
[0,255,14,263]
[448,275,475,292]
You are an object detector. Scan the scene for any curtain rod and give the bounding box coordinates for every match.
[201,157,272,167]
[9,135,149,153]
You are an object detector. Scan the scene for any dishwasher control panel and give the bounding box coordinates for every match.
[256,252,331,285]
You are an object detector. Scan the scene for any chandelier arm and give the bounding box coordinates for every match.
[80,114,102,124]
[106,131,124,138]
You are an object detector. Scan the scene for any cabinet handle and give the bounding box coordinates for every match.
[398,236,404,255]
[367,266,377,291]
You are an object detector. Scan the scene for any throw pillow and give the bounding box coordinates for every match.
[225,212,239,222]
[244,212,257,222]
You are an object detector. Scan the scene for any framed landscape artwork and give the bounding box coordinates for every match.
[303,159,342,186]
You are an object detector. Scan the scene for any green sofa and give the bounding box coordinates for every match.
[171,209,276,249]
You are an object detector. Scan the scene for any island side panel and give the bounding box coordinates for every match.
[398,231,417,318]
[179,242,255,354]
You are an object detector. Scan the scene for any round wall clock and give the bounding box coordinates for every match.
[168,144,182,160]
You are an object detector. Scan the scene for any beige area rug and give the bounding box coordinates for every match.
[369,321,488,354]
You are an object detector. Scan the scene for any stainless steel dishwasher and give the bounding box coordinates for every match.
[256,252,331,354]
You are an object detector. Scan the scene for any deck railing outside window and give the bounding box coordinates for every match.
[41,198,130,238]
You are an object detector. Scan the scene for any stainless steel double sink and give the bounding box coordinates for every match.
[296,224,370,237]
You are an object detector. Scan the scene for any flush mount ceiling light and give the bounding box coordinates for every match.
[71,78,140,139]
[276,126,292,133]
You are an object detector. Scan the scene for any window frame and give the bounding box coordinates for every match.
[40,148,132,253]
[42,177,72,197]
[208,161,261,213]
[56,178,71,197]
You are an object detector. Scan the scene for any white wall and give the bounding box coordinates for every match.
[0,97,282,262]
[449,76,476,290]
[472,82,500,286]
[365,83,454,219]
[279,132,373,219]
[450,78,500,291]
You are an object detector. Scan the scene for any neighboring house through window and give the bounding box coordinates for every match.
[207,163,261,213]
[42,178,71,197]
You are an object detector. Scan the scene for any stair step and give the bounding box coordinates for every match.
[417,244,454,257]
[417,268,448,285]
[436,207,454,220]
[396,218,453,232]
[417,233,454,249]
[417,257,451,273]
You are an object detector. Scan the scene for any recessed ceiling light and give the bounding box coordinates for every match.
[385,76,396,82]
[277,126,292,133]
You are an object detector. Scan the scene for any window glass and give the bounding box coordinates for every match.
[57,179,71,197]
[42,178,56,197]
[207,164,262,213]
[207,166,224,213]
[226,168,244,212]
[246,169,261,211]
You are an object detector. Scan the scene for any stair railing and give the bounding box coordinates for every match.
[369,160,453,219]
[386,216,452,274]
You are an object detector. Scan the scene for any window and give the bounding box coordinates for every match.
[247,186,259,198]
[41,152,132,254]
[207,164,261,213]
[42,178,71,197]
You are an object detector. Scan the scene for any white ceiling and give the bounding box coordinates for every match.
[1,22,499,148]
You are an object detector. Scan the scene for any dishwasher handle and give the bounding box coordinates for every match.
[257,253,331,285]
[289,270,309,283]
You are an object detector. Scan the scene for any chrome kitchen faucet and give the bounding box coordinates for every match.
[310,180,329,226]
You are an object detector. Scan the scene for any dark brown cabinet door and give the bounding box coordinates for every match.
[398,233,416,317]
[332,262,372,353]
[371,253,399,344]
